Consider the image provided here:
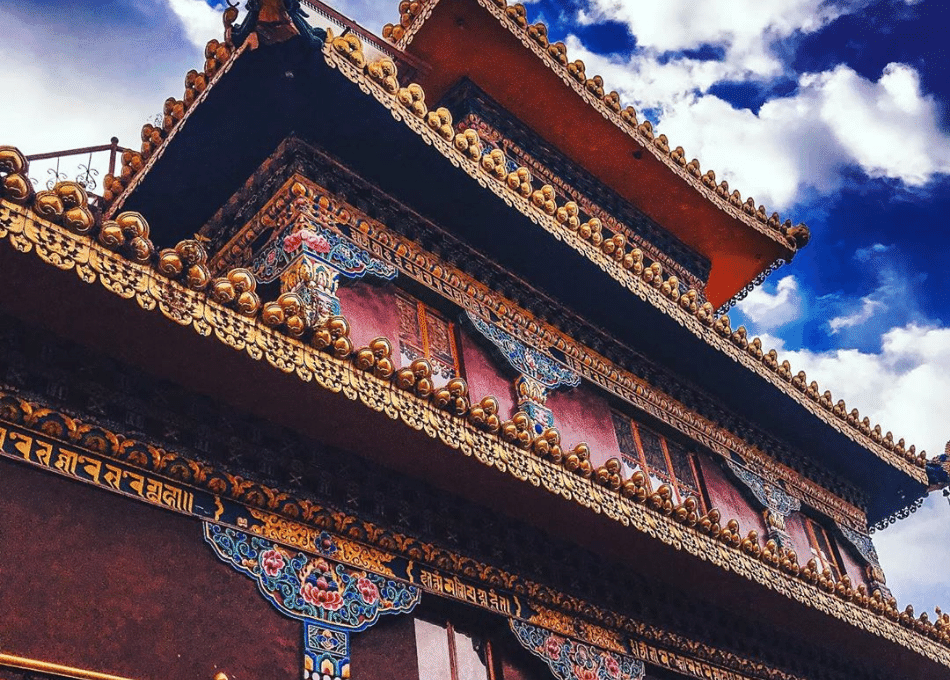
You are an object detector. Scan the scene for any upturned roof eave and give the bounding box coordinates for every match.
[382,0,807,308]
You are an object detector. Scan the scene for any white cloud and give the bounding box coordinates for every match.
[575,0,922,82]
[773,324,950,453]
[828,296,885,334]
[564,40,950,208]
[0,3,209,191]
[855,243,893,261]
[577,0,865,80]
[736,275,802,330]
[167,0,225,50]
[563,35,739,111]
[319,0,400,32]
[874,495,950,611]
[809,63,950,187]
[816,243,925,344]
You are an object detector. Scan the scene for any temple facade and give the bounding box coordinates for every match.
[1,1,949,680]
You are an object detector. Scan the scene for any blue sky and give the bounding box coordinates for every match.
[1,0,947,610]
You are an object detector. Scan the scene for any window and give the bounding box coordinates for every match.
[414,618,494,680]
[395,293,462,384]
[611,411,706,508]
[804,517,843,581]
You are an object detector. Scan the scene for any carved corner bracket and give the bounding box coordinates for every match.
[203,523,420,679]
[509,619,645,680]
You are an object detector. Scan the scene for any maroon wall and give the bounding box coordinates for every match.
[0,458,299,680]
[350,616,421,680]
[498,649,545,680]
[458,328,518,417]
[837,541,869,588]
[545,384,622,467]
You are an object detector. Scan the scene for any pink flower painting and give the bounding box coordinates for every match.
[357,577,380,604]
[260,548,285,577]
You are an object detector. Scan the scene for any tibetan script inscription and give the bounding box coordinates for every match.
[0,426,194,513]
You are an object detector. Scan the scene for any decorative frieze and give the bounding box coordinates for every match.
[247,182,397,326]
[468,310,580,428]
[839,525,890,597]
[726,459,800,550]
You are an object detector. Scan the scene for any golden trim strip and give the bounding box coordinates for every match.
[0,653,137,680]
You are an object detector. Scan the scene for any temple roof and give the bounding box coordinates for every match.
[5,0,950,671]
[74,0,928,517]
[379,0,809,309]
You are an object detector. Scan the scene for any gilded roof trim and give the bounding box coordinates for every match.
[316,41,928,486]
[0,193,946,663]
[214,165,870,531]
[382,0,808,257]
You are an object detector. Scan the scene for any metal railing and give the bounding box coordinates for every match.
[26,138,129,196]
[300,0,429,77]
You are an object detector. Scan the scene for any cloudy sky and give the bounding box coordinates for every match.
[1,0,947,610]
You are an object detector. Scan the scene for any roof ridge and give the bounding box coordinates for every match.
[381,0,811,270]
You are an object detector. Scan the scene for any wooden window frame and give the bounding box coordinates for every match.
[613,412,707,512]
[420,618,497,680]
[396,293,463,378]
[803,516,844,581]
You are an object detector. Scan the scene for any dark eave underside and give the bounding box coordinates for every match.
[118,36,925,523]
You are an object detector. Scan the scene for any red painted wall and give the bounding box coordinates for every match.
[338,281,401,352]
[457,328,518,418]
[697,457,767,538]
[350,616,421,680]
[498,646,547,680]
[0,459,299,680]
[545,384,622,468]
[836,541,870,589]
